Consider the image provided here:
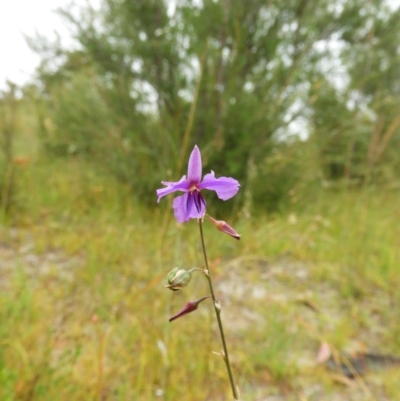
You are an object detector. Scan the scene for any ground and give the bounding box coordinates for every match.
[2,223,400,400]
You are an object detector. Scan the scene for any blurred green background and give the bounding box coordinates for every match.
[1,0,400,400]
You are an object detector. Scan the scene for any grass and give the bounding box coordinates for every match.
[1,152,400,400]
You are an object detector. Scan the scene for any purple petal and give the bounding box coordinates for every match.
[187,145,202,184]
[198,171,240,200]
[191,191,206,215]
[172,192,206,223]
[156,176,189,202]
[172,193,190,223]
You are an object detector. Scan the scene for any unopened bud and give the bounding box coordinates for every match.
[169,296,210,322]
[206,215,241,240]
[165,267,192,291]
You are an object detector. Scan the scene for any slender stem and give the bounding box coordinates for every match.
[198,219,239,400]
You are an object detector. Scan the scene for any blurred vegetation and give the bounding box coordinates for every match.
[0,83,18,216]
[19,0,400,213]
[1,0,400,399]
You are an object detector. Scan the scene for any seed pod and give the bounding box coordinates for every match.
[165,267,192,291]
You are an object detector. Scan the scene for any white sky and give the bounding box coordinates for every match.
[0,0,98,91]
[1,0,399,92]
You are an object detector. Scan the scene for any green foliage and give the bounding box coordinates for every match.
[27,0,400,212]
[38,68,177,202]
[0,84,20,217]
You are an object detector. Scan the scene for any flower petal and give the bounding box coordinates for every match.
[191,191,206,216]
[156,175,189,202]
[198,171,240,200]
[187,145,202,184]
[173,192,206,223]
[172,193,190,223]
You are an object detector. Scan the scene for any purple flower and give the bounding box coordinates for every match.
[156,145,240,223]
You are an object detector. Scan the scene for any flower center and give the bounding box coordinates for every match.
[189,183,199,193]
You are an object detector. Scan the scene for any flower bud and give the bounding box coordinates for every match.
[206,215,241,240]
[165,267,192,291]
[169,296,210,322]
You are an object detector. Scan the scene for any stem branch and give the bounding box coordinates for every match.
[198,219,239,400]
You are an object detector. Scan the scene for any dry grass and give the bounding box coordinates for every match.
[1,156,400,401]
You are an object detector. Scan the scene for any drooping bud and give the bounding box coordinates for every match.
[169,296,210,322]
[165,267,192,291]
[206,215,241,240]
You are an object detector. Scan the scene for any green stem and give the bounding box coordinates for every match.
[198,219,239,400]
